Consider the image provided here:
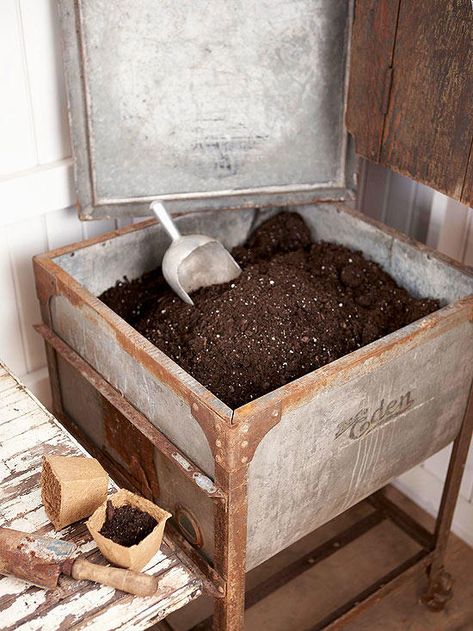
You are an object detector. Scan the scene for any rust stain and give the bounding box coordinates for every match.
[213,463,248,629]
[190,397,278,471]
[103,397,159,501]
[33,257,58,306]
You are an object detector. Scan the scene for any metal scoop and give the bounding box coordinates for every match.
[151,201,241,305]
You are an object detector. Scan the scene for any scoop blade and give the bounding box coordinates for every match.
[162,237,241,304]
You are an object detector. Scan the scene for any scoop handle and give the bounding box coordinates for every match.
[71,557,157,596]
[150,201,181,241]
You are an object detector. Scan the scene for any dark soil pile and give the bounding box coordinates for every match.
[100,212,439,408]
[99,500,157,547]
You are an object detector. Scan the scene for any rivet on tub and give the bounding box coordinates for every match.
[192,472,217,494]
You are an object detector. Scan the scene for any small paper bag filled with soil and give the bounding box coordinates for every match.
[87,489,171,571]
[41,455,108,530]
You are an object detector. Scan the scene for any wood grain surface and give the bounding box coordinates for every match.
[0,362,202,631]
[346,0,400,162]
[347,0,473,207]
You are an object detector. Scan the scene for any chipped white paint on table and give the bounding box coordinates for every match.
[0,362,202,630]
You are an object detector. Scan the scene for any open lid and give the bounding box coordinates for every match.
[346,0,473,208]
[59,0,354,220]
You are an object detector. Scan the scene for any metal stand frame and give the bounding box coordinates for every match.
[37,325,473,631]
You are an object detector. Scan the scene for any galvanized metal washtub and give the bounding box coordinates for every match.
[34,1,473,626]
[34,202,473,570]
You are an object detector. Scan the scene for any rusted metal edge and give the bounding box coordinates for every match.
[79,191,352,222]
[36,323,227,598]
[212,464,249,629]
[369,490,434,550]
[34,323,225,501]
[434,376,473,549]
[192,400,282,472]
[164,521,225,600]
[35,219,156,260]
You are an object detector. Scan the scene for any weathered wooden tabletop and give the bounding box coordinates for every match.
[0,362,202,630]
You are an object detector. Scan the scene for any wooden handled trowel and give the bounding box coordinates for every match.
[0,528,157,596]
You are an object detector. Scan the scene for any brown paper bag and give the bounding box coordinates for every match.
[41,455,108,530]
[87,489,171,571]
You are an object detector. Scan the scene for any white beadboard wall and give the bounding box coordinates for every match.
[1,1,473,545]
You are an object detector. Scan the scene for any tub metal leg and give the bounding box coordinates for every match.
[422,380,473,611]
[213,466,248,631]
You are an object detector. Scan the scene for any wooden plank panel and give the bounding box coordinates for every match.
[5,556,178,631]
[19,0,71,164]
[380,0,473,204]
[346,0,401,161]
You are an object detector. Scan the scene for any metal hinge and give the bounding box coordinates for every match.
[381,66,394,115]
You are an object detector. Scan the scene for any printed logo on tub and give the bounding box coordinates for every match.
[335,391,414,441]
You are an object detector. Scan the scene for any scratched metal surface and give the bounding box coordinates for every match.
[50,294,216,478]
[58,0,353,219]
[49,203,473,571]
[55,354,216,565]
[55,209,257,297]
[246,319,473,569]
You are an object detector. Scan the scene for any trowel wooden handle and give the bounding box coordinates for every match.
[71,558,157,596]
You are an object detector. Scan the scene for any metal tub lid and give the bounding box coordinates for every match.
[59,0,354,220]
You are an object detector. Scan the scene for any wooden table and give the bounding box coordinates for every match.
[0,362,202,630]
